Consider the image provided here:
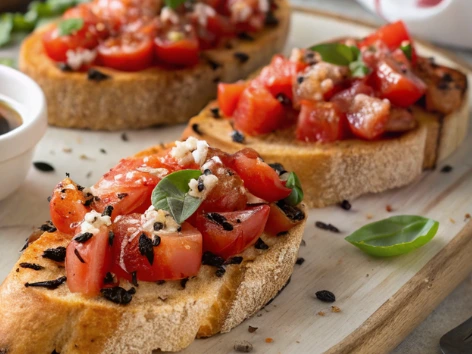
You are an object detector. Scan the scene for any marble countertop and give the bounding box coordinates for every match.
[291,1,472,353]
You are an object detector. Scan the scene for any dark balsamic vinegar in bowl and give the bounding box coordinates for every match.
[0,99,22,136]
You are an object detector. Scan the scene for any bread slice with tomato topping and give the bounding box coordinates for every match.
[19,0,290,130]
[0,138,307,353]
[182,22,469,208]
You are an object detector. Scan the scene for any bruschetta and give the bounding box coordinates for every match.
[183,21,469,208]
[0,137,306,353]
[19,0,290,130]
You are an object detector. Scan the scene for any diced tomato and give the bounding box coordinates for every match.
[254,55,306,100]
[296,101,347,143]
[66,226,113,296]
[229,148,292,202]
[42,23,100,63]
[360,21,412,51]
[195,205,270,259]
[154,31,200,67]
[112,215,202,281]
[330,81,374,112]
[49,178,89,235]
[384,107,417,132]
[373,58,426,108]
[233,85,286,135]
[264,202,305,236]
[196,14,235,49]
[217,81,247,117]
[346,94,390,140]
[97,33,154,71]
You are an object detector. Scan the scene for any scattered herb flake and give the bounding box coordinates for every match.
[234,52,249,63]
[340,200,351,211]
[101,286,135,305]
[120,132,128,141]
[248,325,258,333]
[25,276,66,290]
[295,257,305,265]
[234,340,253,353]
[19,262,44,271]
[255,238,269,250]
[315,290,336,303]
[441,165,453,173]
[42,247,66,262]
[33,161,55,172]
[315,221,340,233]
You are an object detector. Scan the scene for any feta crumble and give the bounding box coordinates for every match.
[193,3,216,27]
[170,137,209,166]
[80,210,112,234]
[66,49,97,71]
[188,174,219,198]
[136,166,169,178]
[160,6,179,24]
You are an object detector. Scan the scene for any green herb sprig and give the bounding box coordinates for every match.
[345,215,439,257]
[164,0,188,9]
[282,172,304,206]
[58,18,84,36]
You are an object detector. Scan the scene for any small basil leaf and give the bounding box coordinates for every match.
[282,172,304,206]
[0,58,16,68]
[0,14,13,48]
[12,13,36,32]
[165,0,187,9]
[345,215,439,257]
[151,170,202,224]
[310,43,354,66]
[400,42,412,60]
[58,18,84,36]
[349,59,369,78]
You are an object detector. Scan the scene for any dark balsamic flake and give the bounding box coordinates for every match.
[276,200,305,221]
[117,193,128,199]
[156,280,166,285]
[255,238,269,250]
[269,162,287,175]
[297,75,304,84]
[42,247,66,262]
[210,107,220,118]
[206,212,233,231]
[104,272,115,284]
[265,11,279,26]
[58,63,72,72]
[295,257,305,265]
[52,350,59,354]
[225,256,243,265]
[177,226,182,232]
[441,165,453,173]
[100,148,107,154]
[276,231,288,237]
[94,196,101,202]
[20,237,30,252]
[248,325,258,333]
[47,196,52,202]
[276,93,292,106]
[139,234,154,266]
[77,185,85,191]
[192,123,202,136]
[25,276,67,290]
[73,232,93,243]
[131,271,138,287]
[236,219,241,223]
[300,239,306,247]
[152,235,161,247]
[39,221,57,233]
[65,172,70,178]
[101,287,134,305]
[207,59,222,70]
[19,262,44,271]
[315,221,340,233]
[234,341,253,353]
[87,68,110,82]
[153,222,164,231]
[197,177,205,192]
[315,290,336,303]
[237,32,254,41]
[102,205,114,217]
[203,169,212,176]
[74,249,86,264]
[202,251,225,267]
[231,130,245,143]
[84,197,94,207]
[234,52,249,63]
[442,73,453,82]
[180,278,189,289]
[33,162,55,172]
[215,266,226,277]
[121,132,129,142]
[340,200,352,211]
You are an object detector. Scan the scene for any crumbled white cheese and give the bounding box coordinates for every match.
[136,166,169,178]
[63,184,76,190]
[80,210,112,234]
[138,206,180,237]
[125,171,136,181]
[66,48,97,71]
[188,174,219,198]
[258,0,269,13]
[193,3,216,27]
[170,137,209,166]
[230,0,253,22]
[114,174,123,181]
[160,6,179,24]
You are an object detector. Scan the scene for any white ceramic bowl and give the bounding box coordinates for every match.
[0,65,47,200]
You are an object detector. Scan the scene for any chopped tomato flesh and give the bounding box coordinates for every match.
[360,21,412,51]
[218,82,247,117]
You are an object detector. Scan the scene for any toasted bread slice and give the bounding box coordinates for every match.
[19,0,290,131]
[182,78,469,208]
[0,143,307,354]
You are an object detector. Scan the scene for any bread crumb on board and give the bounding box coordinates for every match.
[331,306,341,313]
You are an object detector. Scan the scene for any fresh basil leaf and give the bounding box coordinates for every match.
[345,215,439,257]
[349,59,369,78]
[0,14,13,48]
[12,13,36,32]
[310,43,353,66]
[165,0,187,9]
[151,170,203,224]
[58,18,84,36]
[400,42,412,60]
[0,58,16,68]
[282,172,304,206]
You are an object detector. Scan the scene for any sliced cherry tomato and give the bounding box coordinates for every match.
[154,30,200,67]
[196,14,235,49]
[229,148,292,202]
[296,101,347,143]
[49,178,89,235]
[265,202,305,236]
[195,205,270,259]
[360,21,411,50]
[346,94,390,140]
[373,57,426,108]
[112,215,202,281]
[66,226,112,296]
[217,81,247,117]
[233,85,285,135]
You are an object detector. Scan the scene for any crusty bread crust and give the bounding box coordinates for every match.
[19,0,290,131]
[182,87,469,208]
[0,143,307,354]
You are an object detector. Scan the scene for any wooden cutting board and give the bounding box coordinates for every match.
[0,7,471,354]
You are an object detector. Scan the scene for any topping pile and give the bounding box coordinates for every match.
[48,138,304,296]
[218,21,433,142]
[42,0,277,71]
